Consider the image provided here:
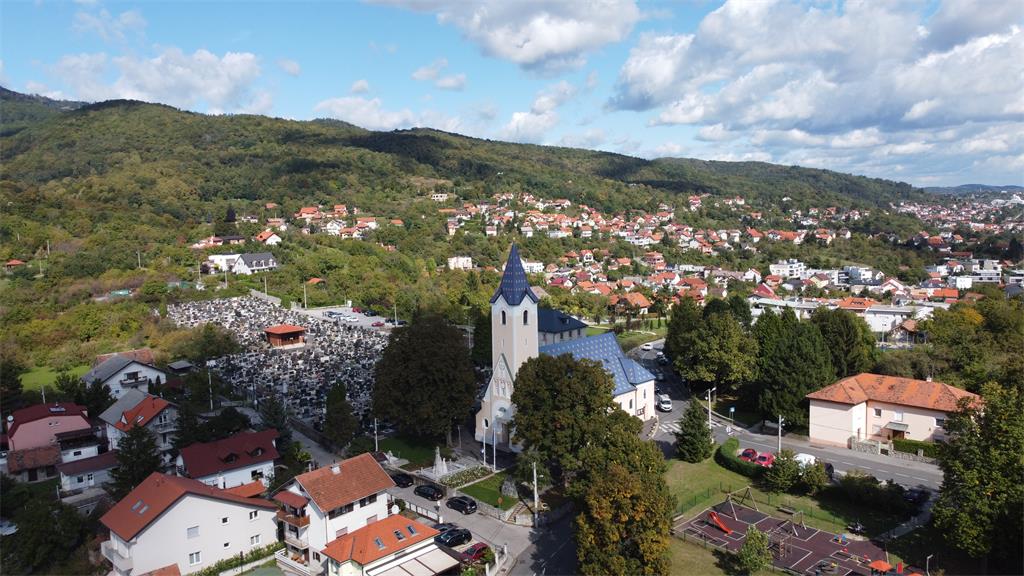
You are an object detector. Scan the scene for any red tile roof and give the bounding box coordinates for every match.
[295,453,394,512]
[273,489,309,509]
[806,373,980,412]
[140,564,181,576]
[101,472,276,541]
[115,396,172,432]
[224,480,267,498]
[179,429,279,479]
[264,324,306,335]
[322,515,438,566]
[8,403,89,439]
[7,445,61,473]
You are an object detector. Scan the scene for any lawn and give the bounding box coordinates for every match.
[460,471,518,510]
[712,395,762,428]
[377,436,440,469]
[666,458,912,538]
[669,537,773,576]
[886,522,975,575]
[21,365,91,391]
[584,324,667,351]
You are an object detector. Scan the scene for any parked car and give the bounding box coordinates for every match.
[364,310,378,316]
[655,371,665,382]
[756,453,775,468]
[657,356,670,366]
[414,484,444,501]
[345,316,358,323]
[352,306,362,313]
[396,319,408,326]
[460,542,491,563]
[656,394,672,412]
[904,487,930,505]
[446,496,478,515]
[372,321,385,327]
[435,528,472,548]
[641,343,653,351]
[739,448,758,462]
[390,473,413,488]
[794,453,817,468]
[433,522,458,533]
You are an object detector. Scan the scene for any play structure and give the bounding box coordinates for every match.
[674,487,923,576]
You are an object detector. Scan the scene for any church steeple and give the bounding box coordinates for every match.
[491,244,538,306]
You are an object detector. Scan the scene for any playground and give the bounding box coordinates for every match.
[675,488,921,576]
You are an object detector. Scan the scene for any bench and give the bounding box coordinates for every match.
[778,505,797,515]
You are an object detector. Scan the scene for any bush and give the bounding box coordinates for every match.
[763,449,800,493]
[440,466,492,487]
[893,438,941,459]
[715,437,763,479]
[191,542,284,576]
[834,470,911,514]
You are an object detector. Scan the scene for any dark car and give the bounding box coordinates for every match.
[433,522,458,533]
[364,310,378,316]
[414,484,444,501]
[390,473,413,488]
[823,462,835,480]
[904,487,930,505]
[446,496,478,515]
[460,542,491,563]
[739,448,758,462]
[435,528,472,548]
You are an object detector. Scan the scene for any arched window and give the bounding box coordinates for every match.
[523,310,529,325]
[501,310,506,325]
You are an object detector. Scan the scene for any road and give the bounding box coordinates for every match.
[628,340,944,491]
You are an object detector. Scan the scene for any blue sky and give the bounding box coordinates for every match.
[2,0,1022,187]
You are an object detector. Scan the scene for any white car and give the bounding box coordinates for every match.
[641,343,653,351]
[794,453,817,467]
[656,394,672,412]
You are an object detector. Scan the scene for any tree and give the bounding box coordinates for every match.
[173,401,204,450]
[679,312,757,391]
[932,383,1024,573]
[258,394,292,450]
[471,308,492,367]
[206,406,251,440]
[373,314,476,439]
[4,498,85,574]
[512,447,551,491]
[757,310,835,427]
[664,298,702,364]
[727,293,752,328]
[511,354,617,485]
[763,449,800,493]
[324,382,359,449]
[673,400,713,463]
[801,462,829,495]
[811,307,875,377]
[0,350,25,410]
[110,425,161,500]
[57,372,114,419]
[735,526,772,574]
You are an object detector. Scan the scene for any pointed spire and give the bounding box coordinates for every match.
[491,244,538,305]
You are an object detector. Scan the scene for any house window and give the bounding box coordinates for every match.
[328,503,354,518]
[249,511,258,520]
[77,476,84,483]
[935,417,946,429]
[893,411,904,422]
[126,371,139,380]
[501,311,506,325]
[187,526,199,539]
[523,310,529,325]
[873,408,882,417]
[251,469,264,480]
[313,552,321,562]
[358,494,377,507]
[221,517,229,524]
[87,473,94,482]
[73,450,82,457]
[629,400,634,410]
[189,552,202,566]
[335,527,348,538]
[250,535,261,546]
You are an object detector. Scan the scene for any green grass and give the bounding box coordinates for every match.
[712,396,761,428]
[21,365,90,391]
[666,458,911,537]
[886,523,975,575]
[585,326,610,336]
[460,471,518,510]
[669,536,774,576]
[617,325,667,351]
[378,436,439,469]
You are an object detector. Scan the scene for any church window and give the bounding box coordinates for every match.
[501,311,506,325]
[523,310,529,325]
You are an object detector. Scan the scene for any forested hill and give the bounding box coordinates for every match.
[0,88,925,215]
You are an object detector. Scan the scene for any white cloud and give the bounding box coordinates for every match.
[379,0,641,72]
[72,8,146,42]
[313,95,461,132]
[696,124,737,142]
[501,80,578,143]
[559,129,606,148]
[585,71,599,90]
[350,79,370,94]
[411,58,467,90]
[277,58,301,76]
[51,48,265,113]
[25,81,65,100]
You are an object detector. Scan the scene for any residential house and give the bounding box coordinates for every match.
[255,230,283,246]
[56,427,117,494]
[5,402,91,451]
[446,256,473,271]
[537,308,587,345]
[83,355,167,399]
[177,430,278,489]
[806,373,979,447]
[321,515,457,576]
[100,472,277,576]
[233,253,278,275]
[273,453,396,575]
[99,390,178,467]
[4,445,61,483]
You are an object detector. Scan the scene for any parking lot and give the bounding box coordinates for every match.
[301,305,398,332]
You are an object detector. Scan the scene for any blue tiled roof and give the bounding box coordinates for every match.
[537,308,587,334]
[540,332,654,396]
[491,245,539,306]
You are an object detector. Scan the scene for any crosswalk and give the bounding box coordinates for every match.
[658,420,723,434]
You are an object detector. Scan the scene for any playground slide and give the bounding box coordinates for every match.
[708,511,733,535]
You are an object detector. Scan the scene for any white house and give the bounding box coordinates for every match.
[447,256,473,270]
[83,355,167,399]
[233,252,278,275]
[177,430,278,489]
[99,390,178,467]
[273,453,396,576]
[769,259,806,279]
[255,230,283,245]
[56,427,117,494]
[322,515,457,576]
[100,472,277,576]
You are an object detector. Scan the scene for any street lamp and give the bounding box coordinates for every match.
[926,554,933,576]
[706,387,717,431]
[778,415,785,452]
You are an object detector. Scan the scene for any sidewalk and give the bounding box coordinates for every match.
[887,498,934,539]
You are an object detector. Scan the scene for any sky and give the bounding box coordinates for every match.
[1,0,1022,187]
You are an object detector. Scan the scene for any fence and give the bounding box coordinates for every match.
[670,530,794,574]
[248,289,281,306]
[404,500,442,522]
[675,481,847,533]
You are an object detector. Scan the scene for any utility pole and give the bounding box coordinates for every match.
[778,415,785,452]
[41,385,46,404]
[492,424,497,472]
[208,369,214,412]
[532,461,539,524]
[137,250,142,269]
[263,275,268,295]
[303,282,308,309]
[374,418,379,452]
[926,554,933,576]
[46,239,50,258]
[706,386,717,431]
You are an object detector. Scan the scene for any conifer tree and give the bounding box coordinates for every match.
[110,426,161,500]
[674,400,713,462]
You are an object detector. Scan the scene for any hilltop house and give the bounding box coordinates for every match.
[83,354,167,399]
[806,373,979,447]
[100,472,277,576]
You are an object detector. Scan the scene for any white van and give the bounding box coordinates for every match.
[657,394,672,412]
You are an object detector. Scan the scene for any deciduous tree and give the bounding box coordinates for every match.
[763,449,800,493]
[735,526,772,574]
[679,312,757,391]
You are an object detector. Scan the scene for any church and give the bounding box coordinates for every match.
[475,245,656,452]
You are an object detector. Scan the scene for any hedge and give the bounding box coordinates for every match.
[893,438,941,459]
[715,437,764,479]
[192,542,285,576]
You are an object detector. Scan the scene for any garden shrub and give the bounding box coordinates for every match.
[715,437,764,479]
[893,438,941,459]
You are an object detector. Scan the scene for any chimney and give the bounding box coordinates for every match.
[926,376,933,382]
[331,463,341,475]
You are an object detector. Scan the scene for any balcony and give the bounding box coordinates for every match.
[101,540,133,574]
[276,548,319,576]
[276,509,310,528]
[119,376,150,388]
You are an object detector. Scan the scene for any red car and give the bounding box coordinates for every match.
[371,321,385,327]
[739,448,758,462]
[460,542,490,563]
[352,306,362,313]
[756,453,775,468]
